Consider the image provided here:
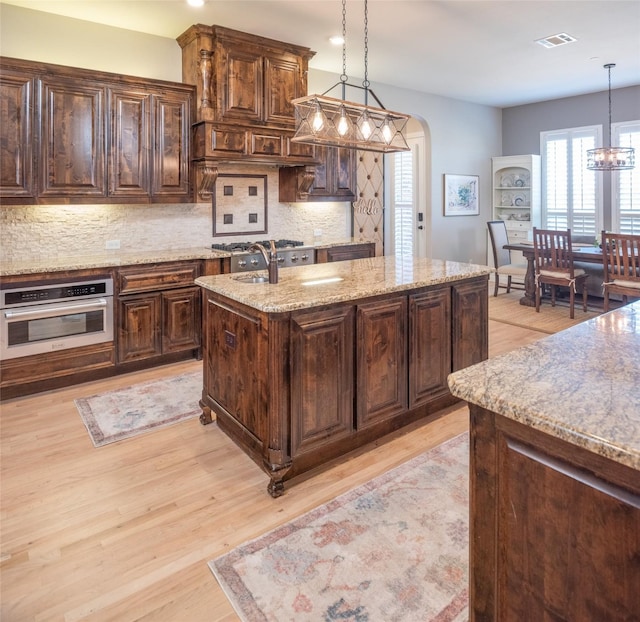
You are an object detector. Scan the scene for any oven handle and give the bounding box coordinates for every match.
[3,298,109,321]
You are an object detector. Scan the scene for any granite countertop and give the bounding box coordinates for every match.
[195,255,491,313]
[448,301,640,470]
[0,239,373,277]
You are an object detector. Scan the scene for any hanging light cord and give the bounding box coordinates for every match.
[606,63,614,148]
[340,0,348,98]
[363,0,370,104]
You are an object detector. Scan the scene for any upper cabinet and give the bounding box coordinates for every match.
[0,58,194,205]
[0,69,35,200]
[278,145,357,203]
[177,25,318,199]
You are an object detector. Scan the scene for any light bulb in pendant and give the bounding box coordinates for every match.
[382,117,393,144]
[312,102,325,132]
[337,106,350,136]
[360,111,372,140]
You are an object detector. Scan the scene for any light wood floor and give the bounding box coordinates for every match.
[0,319,547,621]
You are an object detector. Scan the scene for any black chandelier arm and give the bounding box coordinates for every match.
[320,81,387,109]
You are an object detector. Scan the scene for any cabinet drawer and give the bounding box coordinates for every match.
[506,221,530,231]
[249,132,283,157]
[118,262,201,294]
[508,230,529,242]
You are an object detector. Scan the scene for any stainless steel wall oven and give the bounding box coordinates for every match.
[1,278,114,360]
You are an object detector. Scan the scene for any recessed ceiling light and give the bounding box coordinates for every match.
[187,0,205,7]
[535,32,577,48]
[329,35,344,46]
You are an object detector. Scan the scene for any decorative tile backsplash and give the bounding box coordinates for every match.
[0,165,352,261]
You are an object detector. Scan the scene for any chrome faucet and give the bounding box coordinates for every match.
[248,240,279,284]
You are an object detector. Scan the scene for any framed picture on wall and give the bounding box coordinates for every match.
[443,174,479,216]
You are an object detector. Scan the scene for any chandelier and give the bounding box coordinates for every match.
[291,0,410,153]
[586,63,635,171]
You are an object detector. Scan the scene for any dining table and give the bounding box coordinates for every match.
[504,241,604,306]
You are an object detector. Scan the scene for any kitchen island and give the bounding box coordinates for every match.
[195,256,491,496]
[448,302,640,620]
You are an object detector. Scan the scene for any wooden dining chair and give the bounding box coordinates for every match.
[532,227,588,319]
[487,220,527,297]
[601,231,640,311]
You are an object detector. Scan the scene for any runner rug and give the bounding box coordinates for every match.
[489,290,600,334]
[75,371,201,447]
[209,433,469,622]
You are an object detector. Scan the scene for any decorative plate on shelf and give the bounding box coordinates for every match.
[501,191,513,206]
[513,173,530,187]
[513,193,526,206]
[500,173,514,187]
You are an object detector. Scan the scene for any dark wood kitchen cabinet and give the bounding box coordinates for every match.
[117,262,201,364]
[279,145,357,202]
[315,242,376,263]
[177,25,316,198]
[356,298,408,428]
[39,76,106,200]
[199,272,488,495]
[0,57,194,205]
[0,70,35,200]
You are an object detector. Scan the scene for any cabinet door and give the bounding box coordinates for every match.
[357,297,408,428]
[263,54,303,128]
[452,278,488,371]
[109,88,151,199]
[162,287,201,354]
[0,72,35,200]
[151,92,192,201]
[117,293,161,362]
[290,306,354,457]
[39,78,106,199]
[409,287,451,407]
[307,146,356,201]
[219,46,262,124]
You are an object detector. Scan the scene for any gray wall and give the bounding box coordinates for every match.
[502,85,640,230]
[502,86,640,156]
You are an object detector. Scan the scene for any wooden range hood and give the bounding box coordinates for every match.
[177,25,318,199]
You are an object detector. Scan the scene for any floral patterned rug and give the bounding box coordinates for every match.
[75,371,202,447]
[209,433,469,622]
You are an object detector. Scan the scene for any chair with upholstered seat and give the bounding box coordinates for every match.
[487,220,527,297]
[601,230,640,312]
[533,227,589,319]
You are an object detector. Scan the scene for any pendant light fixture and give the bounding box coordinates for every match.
[586,63,635,171]
[291,0,410,153]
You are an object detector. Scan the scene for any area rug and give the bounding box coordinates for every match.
[489,291,601,334]
[209,433,469,622]
[75,371,202,447]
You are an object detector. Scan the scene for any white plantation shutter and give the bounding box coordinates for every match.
[541,126,601,235]
[612,121,640,234]
[391,148,414,256]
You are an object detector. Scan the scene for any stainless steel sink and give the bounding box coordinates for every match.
[233,274,269,284]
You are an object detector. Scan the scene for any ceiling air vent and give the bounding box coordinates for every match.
[535,33,577,48]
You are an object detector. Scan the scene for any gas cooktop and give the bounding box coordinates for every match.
[211,239,305,253]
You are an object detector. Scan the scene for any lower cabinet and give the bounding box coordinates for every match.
[200,275,488,495]
[117,261,202,364]
[315,242,375,263]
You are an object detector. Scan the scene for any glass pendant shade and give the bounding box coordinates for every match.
[292,94,410,153]
[586,146,635,171]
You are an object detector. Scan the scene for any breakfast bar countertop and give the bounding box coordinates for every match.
[195,255,492,313]
[0,239,373,277]
[448,301,640,470]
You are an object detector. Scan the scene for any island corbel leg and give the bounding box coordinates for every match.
[199,400,213,425]
[264,449,293,498]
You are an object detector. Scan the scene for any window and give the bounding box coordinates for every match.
[541,126,602,235]
[612,121,640,234]
[389,147,414,257]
